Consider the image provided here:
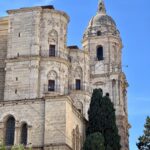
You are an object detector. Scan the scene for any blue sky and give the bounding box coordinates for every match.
[0,0,150,149]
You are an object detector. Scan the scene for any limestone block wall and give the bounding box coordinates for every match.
[69,92,90,119]
[68,48,91,118]
[0,17,8,101]
[4,60,40,100]
[44,96,86,149]
[40,60,69,97]
[39,9,69,58]
[7,9,41,58]
[44,96,67,145]
[69,49,90,88]
[0,100,45,147]
[66,98,86,148]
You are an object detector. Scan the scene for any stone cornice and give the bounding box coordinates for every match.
[82,35,122,48]
[5,56,40,63]
[33,143,72,149]
[91,71,126,79]
[5,56,71,67]
[69,48,89,56]
[0,98,44,107]
[7,6,70,23]
[41,57,71,67]
[44,95,87,122]
[70,90,91,97]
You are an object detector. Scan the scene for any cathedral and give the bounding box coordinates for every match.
[0,0,129,150]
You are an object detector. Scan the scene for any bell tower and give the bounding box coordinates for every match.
[82,1,129,150]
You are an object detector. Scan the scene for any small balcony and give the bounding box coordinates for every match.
[40,50,70,61]
[70,84,91,93]
[43,84,68,96]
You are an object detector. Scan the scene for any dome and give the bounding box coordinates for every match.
[89,13,116,28]
[83,0,120,38]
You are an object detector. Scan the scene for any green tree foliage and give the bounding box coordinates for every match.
[137,116,150,150]
[86,89,121,150]
[83,132,105,150]
[0,143,6,150]
[0,142,31,150]
[11,145,25,150]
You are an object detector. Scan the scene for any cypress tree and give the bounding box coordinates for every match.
[83,132,105,150]
[86,89,121,150]
[137,116,150,150]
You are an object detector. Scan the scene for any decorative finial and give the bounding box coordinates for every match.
[98,0,106,14]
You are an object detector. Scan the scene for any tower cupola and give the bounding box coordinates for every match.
[83,0,120,39]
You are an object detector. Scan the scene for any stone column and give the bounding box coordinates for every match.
[14,120,20,145]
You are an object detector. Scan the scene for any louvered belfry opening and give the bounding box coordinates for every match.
[97,46,104,61]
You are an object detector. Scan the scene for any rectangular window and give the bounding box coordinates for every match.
[76,79,81,90]
[97,46,103,61]
[48,80,55,91]
[49,45,55,56]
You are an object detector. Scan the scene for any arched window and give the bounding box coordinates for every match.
[75,101,83,113]
[20,123,28,145]
[97,31,101,36]
[5,116,15,146]
[97,46,104,61]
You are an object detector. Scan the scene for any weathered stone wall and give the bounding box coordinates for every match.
[4,8,42,101]
[39,9,69,57]
[0,99,45,147]
[0,17,8,101]
[40,60,69,97]
[66,97,86,148]
[4,60,40,100]
[69,49,91,119]
[44,96,85,149]
[7,9,42,58]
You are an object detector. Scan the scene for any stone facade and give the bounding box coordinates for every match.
[0,1,129,150]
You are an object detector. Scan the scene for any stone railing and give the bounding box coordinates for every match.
[43,84,69,96]
[40,50,71,61]
[70,84,91,93]
[43,84,91,96]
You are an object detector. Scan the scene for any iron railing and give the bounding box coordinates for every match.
[43,84,91,95]
[70,84,92,93]
[44,84,69,95]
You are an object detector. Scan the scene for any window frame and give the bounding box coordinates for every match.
[49,45,56,57]
[76,79,81,90]
[97,46,104,61]
[48,80,55,92]
[5,116,15,146]
[20,123,28,145]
